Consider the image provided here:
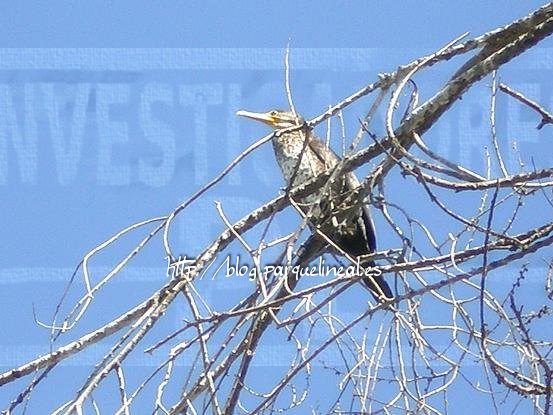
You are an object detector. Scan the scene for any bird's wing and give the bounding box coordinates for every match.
[308,134,377,253]
[360,204,377,252]
[306,133,340,169]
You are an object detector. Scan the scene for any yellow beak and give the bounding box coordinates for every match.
[236,109,275,126]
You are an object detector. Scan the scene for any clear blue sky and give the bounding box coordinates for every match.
[0,1,545,47]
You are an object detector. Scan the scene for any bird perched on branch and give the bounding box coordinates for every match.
[236,108,393,301]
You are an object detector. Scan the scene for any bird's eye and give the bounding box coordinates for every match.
[270,110,278,116]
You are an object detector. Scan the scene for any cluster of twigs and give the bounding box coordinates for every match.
[2,3,553,414]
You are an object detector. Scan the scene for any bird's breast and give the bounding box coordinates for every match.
[272,136,326,187]
[271,134,336,216]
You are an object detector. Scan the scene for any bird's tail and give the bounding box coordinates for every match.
[361,260,393,302]
[295,237,394,302]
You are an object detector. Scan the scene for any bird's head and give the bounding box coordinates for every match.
[236,109,304,129]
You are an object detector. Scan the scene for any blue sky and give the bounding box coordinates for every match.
[0,2,546,47]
